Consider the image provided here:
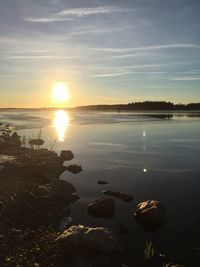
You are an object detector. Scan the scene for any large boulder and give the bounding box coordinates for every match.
[134,200,167,231]
[60,150,74,162]
[56,225,121,252]
[88,197,115,218]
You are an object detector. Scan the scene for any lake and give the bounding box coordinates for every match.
[0,110,200,265]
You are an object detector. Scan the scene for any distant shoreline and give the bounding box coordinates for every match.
[0,101,200,111]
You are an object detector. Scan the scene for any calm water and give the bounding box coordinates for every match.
[1,110,200,265]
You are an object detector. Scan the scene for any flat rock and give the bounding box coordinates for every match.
[88,197,115,218]
[102,190,134,202]
[57,225,120,252]
[134,200,167,231]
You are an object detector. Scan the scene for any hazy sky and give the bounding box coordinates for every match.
[0,0,200,107]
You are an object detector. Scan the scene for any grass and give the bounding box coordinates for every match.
[144,241,155,262]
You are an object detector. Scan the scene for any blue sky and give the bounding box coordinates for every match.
[0,0,200,107]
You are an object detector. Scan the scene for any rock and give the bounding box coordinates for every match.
[50,180,77,196]
[56,225,121,252]
[66,164,82,174]
[102,190,134,202]
[97,180,108,185]
[28,138,44,148]
[31,185,51,198]
[60,150,74,161]
[88,197,115,218]
[0,154,16,165]
[134,200,167,231]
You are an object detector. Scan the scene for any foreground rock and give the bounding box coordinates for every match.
[102,190,134,202]
[88,197,115,218]
[57,225,122,266]
[57,225,121,252]
[134,200,167,231]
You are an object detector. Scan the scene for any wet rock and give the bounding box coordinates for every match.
[66,164,82,174]
[134,200,167,231]
[102,190,134,202]
[60,150,74,161]
[88,197,115,218]
[97,180,108,185]
[57,225,121,252]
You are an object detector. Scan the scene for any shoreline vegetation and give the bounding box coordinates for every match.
[0,123,186,266]
[0,101,200,111]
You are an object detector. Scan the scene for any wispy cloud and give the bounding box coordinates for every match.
[24,6,130,23]
[58,6,128,16]
[5,55,82,60]
[24,17,73,22]
[71,27,132,36]
[172,77,200,81]
[93,43,200,53]
[89,72,131,78]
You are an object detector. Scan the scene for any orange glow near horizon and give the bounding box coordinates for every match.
[53,110,69,141]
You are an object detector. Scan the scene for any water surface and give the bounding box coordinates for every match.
[1,110,200,265]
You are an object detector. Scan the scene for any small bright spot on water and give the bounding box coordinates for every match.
[143,168,147,173]
[143,130,146,137]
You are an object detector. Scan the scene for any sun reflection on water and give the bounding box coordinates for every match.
[53,110,69,141]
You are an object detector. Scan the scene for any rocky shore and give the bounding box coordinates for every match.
[0,124,185,267]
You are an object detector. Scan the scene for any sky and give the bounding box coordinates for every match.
[0,0,200,107]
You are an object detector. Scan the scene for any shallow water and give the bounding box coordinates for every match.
[1,110,200,265]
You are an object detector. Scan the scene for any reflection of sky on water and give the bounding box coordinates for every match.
[1,110,200,265]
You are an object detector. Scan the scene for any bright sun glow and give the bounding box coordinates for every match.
[52,82,70,103]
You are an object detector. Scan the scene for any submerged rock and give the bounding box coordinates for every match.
[88,197,115,218]
[60,150,74,161]
[102,190,134,202]
[97,180,108,185]
[134,200,167,231]
[66,164,82,174]
[57,225,121,252]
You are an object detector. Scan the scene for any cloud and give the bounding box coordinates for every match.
[89,72,131,78]
[24,17,74,22]
[172,77,200,81]
[58,6,127,16]
[24,6,130,23]
[71,27,132,36]
[93,43,200,53]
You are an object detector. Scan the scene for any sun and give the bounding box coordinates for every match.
[51,82,70,103]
